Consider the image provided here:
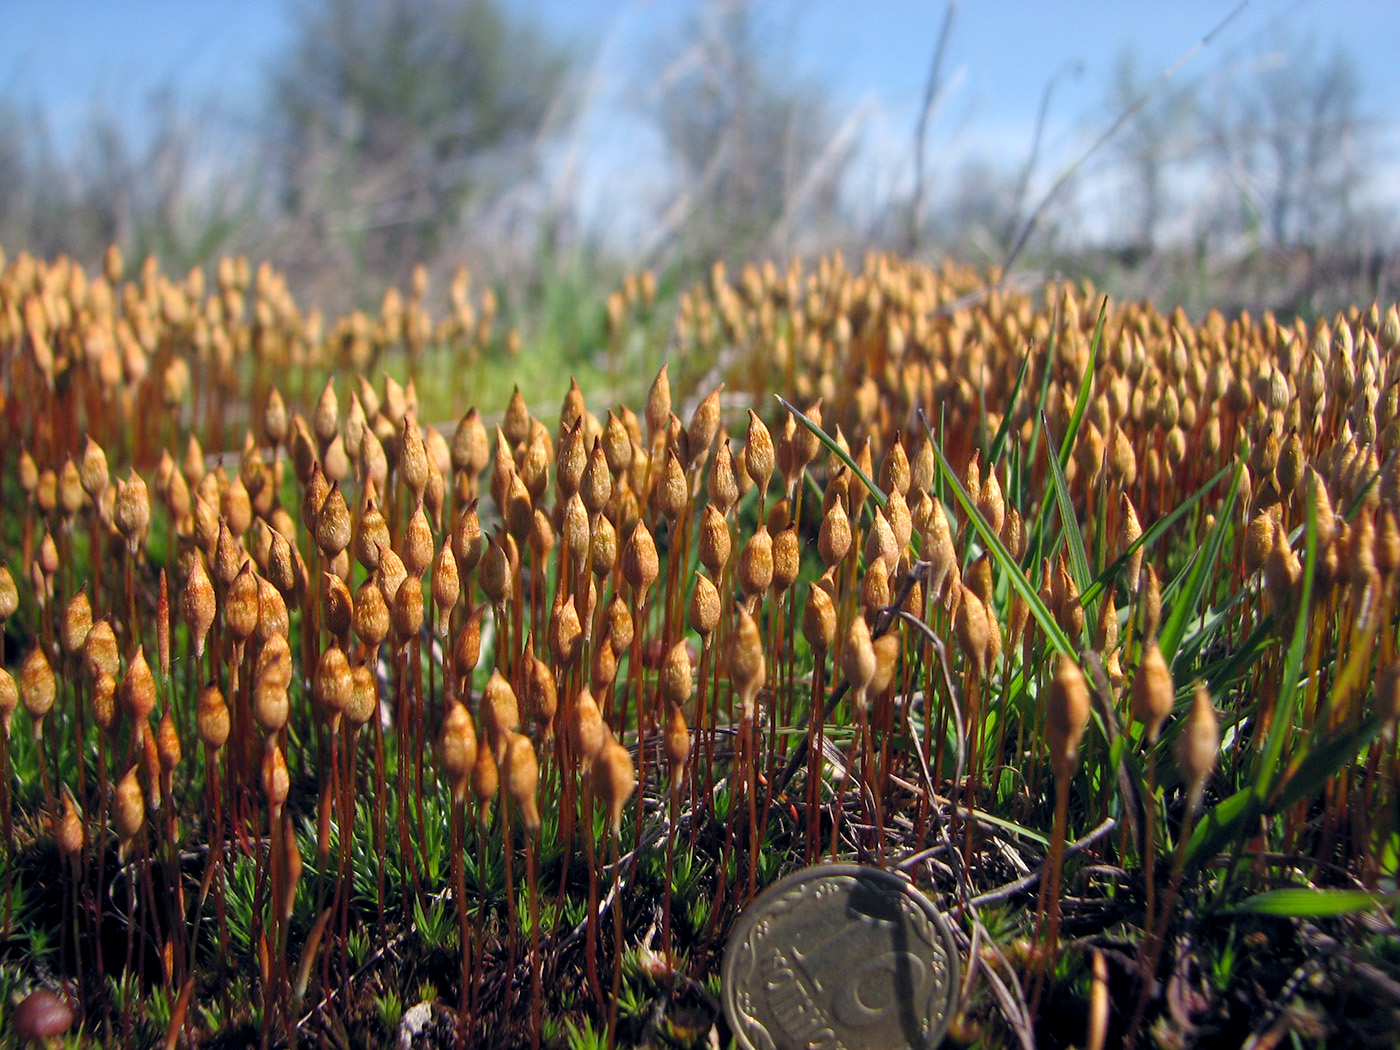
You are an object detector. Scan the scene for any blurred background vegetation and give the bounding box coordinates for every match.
[0,0,1395,327]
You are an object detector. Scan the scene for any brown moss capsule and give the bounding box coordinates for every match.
[1095,587,1120,654]
[58,457,85,517]
[157,706,181,779]
[879,437,911,498]
[1262,522,1303,618]
[116,645,155,726]
[730,604,766,719]
[709,438,739,514]
[346,664,378,728]
[1176,682,1219,808]
[1046,654,1091,778]
[737,525,773,604]
[1109,425,1137,489]
[0,669,17,739]
[350,578,388,651]
[1243,511,1277,577]
[792,399,823,477]
[400,415,431,498]
[60,588,93,658]
[451,500,483,577]
[254,630,293,694]
[197,682,230,751]
[774,413,797,491]
[590,634,619,696]
[698,503,731,578]
[439,699,479,802]
[471,741,499,808]
[871,633,900,696]
[802,580,837,655]
[526,648,558,736]
[954,585,991,678]
[653,448,689,522]
[479,532,511,605]
[686,383,724,469]
[569,686,607,772]
[56,788,84,857]
[812,499,852,573]
[595,597,627,657]
[689,573,721,637]
[596,738,636,840]
[315,482,352,558]
[1132,640,1175,743]
[923,499,955,602]
[520,423,552,505]
[1118,494,1143,591]
[623,521,659,603]
[390,574,424,642]
[482,669,521,761]
[221,476,253,538]
[314,645,352,730]
[225,562,260,642]
[601,411,633,479]
[659,639,694,710]
[664,701,690,790]
[302,461,330,534]
[81,435,110,501]
[443,605,479,683]
[562,492,591,566]
[859,558,891,617]
[89,670,117,732]
[580,437,613,516]
[313,377,339,447]
[842,614,878,712]
[646,363,672,444]
[591,513,619,578]
[1135,565,1162,642]
[452,407,491,481]
[262,385,288,448]
[504,732,542,832]
[113,471,151,552]
[976,468,1006,538]
[263,743,290,818]
[18,647,58,743]
[400,498,431,579]
[0,565,17,622]
[431,539,461,635]
[113,764,145,845]
[744,409,775,498]
[550,593,583,667]
[557,418,587,499]
[771,524,800,594]
[864,510,899,575]
[289,417,318,487]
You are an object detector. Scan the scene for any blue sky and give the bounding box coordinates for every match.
[2,0,1397,249]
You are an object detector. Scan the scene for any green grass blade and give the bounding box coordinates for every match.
[1043,409,1094,637]
[920,410,1075,660]
[1185,785,1257,867]
[1055,296,1107,465]
[1254,476,1317,802]
[1234,887,1397,918]
[1082,462,1235,608]
[1274,714,1386,812]
[775,394,886,510]
[987,342,1036,469]
[1022,296,1061,481]
[1024,296,1105,584]
[1157,461,1244,664]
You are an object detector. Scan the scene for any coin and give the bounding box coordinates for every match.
[722,865,960,1050]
